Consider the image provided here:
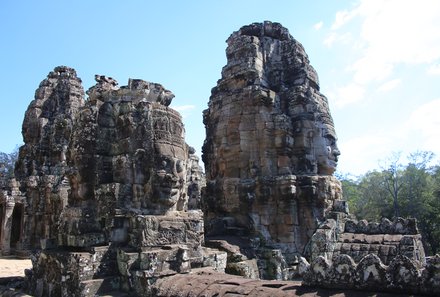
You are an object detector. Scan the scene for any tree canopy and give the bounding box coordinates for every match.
[339,151,440,255]
[0,146,18,182]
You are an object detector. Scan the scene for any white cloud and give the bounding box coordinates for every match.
[406,98,440,152]
[359,1,440,64]
[326,1,440,173]
[323,32,352,48]
[427,63,440,75]
[377,79,401,92]
[330,83,365,108]
[323,33,337,48]
[338,98,440,174]
[172,104,195,118]
[350,55,393,84]
[173,105,195,112]
[338,135,392,174]
[331,9,359,30]
[314,21,323,30]
[328,0,440,84]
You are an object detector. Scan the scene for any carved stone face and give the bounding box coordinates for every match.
[152,151,187,207]
[316,128,340,175]
[151,106,188,211]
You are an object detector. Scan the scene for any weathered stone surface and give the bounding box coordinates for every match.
[303,256,331,285]
[328,254,356,287]
[152,268,421,297]
[302,252,440,295]
[205,239,249,263]
[0,179,24,255]
[386,255,420,291]
[200,247,228,273]
[311,217,425,266]
[1,22,438,297]
[355,254,388,289]
[309,219,338,263]
[13,68,215,297]
[344,217,419,235]
[421,254,440,295]
[53,75,202,250]
[186,147,205,210]
[202,21,343,278]
[128,211,204,255]
[11,66,85,253]
[27,246,119,297]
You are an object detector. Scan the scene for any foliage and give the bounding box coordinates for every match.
[339,151,440,255]
[0,146,19,181]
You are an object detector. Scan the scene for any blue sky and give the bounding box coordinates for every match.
[1,0,439,175]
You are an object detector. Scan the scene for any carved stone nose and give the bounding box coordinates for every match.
[164,173,179,182]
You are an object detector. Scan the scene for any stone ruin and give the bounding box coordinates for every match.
[0,21,440,296]
[310,217,426,265]
[1,66,220,296]
[202,20,343,280]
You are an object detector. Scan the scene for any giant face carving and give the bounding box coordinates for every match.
[202,22,343,259]
[153,148,186,207]
[316,127,340,175]
[151,105,188,211]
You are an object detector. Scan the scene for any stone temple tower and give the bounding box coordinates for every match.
[202,21,344,277]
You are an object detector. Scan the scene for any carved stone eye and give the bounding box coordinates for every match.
[176,160,184,173]
[161,160,167,168]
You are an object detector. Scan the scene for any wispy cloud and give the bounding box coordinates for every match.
[355,0,440,69]
[327,1,440,173]
[323,33,337,47]
[172,104,195,118]
[338,134,392,174]
[324,0,440,105]
[406,98,440,152]
[338,98,440,174]
[329,83,365,108]
[331,9,359,30]
[427,63,440,75]
[349,56,394,84]
[323,32,352,48]
[377,79,401,92]
[314,21,323,30]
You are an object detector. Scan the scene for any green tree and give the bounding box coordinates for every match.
[416,164,440,254]
[380,152,404,218]
[0,146,19,182]
[340,151,440,255]
[399,151,434,218]
[358,170,394,220]
[339,177,362,215]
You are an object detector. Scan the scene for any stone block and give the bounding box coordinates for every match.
[366,234,384,244]
[117,250,139,276]
[368,244,380,253]
[352,234,366,243]
[226,259,260,279]
[202,248,227,272]
[339,233,353,243]
[384,234,402,243]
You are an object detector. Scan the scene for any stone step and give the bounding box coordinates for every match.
[80,277,120,296]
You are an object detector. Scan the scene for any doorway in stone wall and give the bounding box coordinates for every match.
[10,203,22,250]
[0,203,4,249]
